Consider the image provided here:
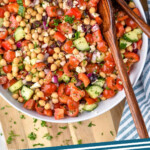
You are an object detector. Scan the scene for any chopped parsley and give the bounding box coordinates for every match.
[0,107,5,110]
[53,19,61,26]
[59,126,67,130]
[28,132,37,140]
[33,118,38,123]
[7,131,19,144]
[78,139,82,144]
[34,42,38,48]
[73,125,77,129]
[33,143,44,147]
[5,112,8,115]
[43,133,53,141]
[74,31,80,40]
[110,131,114,136]
[34,128,39,131]
[57,132,63,136]
[20,115,26,119]
[101,132,104,136]
[41,121,47,127]
[64,15,75,24]
[78,121,82,125]
[21,139,24,142]
[88,122,96,127]
[14,121,16,124]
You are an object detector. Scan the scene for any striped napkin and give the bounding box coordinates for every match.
[116,0,150,140]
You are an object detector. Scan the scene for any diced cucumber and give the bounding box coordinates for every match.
[83,103,98,111]
[74,37,90,51]
[123,31,138,42]
[18,5,25,17]
[9,80,23,93]
[96,52,105,63]
[62,74,70,83]
[133,28,143,34]
[92,78,105,87]
[0,18,3,27]
[86,85,103,99]
[119,38,132,49]
[14,27,25,42]
[21,86,34,101]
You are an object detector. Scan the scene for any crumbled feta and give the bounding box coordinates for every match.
[65,54,73,59]
[123,58,128,63]
[60,61,66,66]
[76,66,86,73]
[63,0,71,9]
[75,52,87,62]
[79,104,85,113]
[15,51,22,57]
[73,0,78,8]
[23,56,30,64]
[92,13,99,18]
[77,24,84,32]
[90,45,96,52]
[30,82,41,89]
[65,33,73,39]
[42,1,49,9]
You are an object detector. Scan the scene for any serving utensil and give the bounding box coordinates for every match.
[115,0,150,38]
[98,0,149,138]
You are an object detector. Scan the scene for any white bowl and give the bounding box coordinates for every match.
[0,0,148,123]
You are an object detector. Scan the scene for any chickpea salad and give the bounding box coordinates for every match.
[0,0,143,119]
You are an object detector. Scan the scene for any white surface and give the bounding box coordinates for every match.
[0,0,148,123]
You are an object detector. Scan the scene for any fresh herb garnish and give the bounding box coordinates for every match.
[59,126,67,130]
[28,132,37,140]
[78,139,82,144]
[74,31,80,40]
[7,131,19,144]
[64,15,75,24]
[14,121,16,124]
[53,19,61,26]
[33,118,38,123]
[5,112,8,115]
[33,143,44,147]
[78,121,82,125]
[110,131,114,136]
[0,133,3,136]
[34,42,38,48]
[20,115,26,119]
[0,107,5,110]
[43,133,53,140]
[57,132,63,136]
[21,139,24,142]
[41,121,47,127]
[88,122,96,127]
[73,125,77,129]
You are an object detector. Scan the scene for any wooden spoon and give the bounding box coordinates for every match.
[98,0,149,138]
[115,0,150,38]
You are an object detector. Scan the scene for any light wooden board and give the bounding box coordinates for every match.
[0,97,125,149]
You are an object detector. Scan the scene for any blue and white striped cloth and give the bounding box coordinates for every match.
[116,0,150,140]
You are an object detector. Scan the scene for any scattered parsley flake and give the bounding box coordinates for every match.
[88,122,96,127]
[34,128,39,131]
[21,139,24,142]
[7,131,19,144]
[78,139,82,144]
[59,126,67,130]
[5,112,8,115]
[33,143,44,147]
[14,121,16,124]
[73,125,77,129]
[57,132,63,136]
[63,139,71,145]
[41,121,47,127]
[0,133,3,136]
[110,131,114,136]
[101,132,104,136]
[33,118,38,123]
[0,107,5,110]
[53,19,61,26]
[74,31,80,40]
[20,115,26,119]
[43,133,53,141]
[28,132,37,140]
[64,15,75,24]
[77,121,82,125]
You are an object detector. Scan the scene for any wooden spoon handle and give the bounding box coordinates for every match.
[116,0,150,38]
[104,30,149,139]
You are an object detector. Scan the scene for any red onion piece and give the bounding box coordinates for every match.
[91,24,100,32]
[133,43,137,50]
[76,80,82,86]
[52,75,58,84]
[43,21,48,30]
[16,41,22,48]
[87,73,92,78]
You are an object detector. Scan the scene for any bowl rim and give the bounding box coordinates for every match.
[0,0,148,123]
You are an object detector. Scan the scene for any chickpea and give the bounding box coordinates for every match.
[99,72,106,78]
[59,3,63,8]
[44,103,51,110]
[110,74,117,79]
[54,47,60,53]
[25,0,31,6]
[12,45,17,50]
[39,100,46,107]
[101,96,106,101]
[36,14,42,21]
[28,43,34,49]
[42,31,48,37]
[34,47,41,54]
[13,58,20,64]
[18,97,24,103]
[37,53,44,60]
[37,7,44,14]
[90,20,96,26]
[7,73,13,80]
[84,18,90,25]
[129,2,135,8]
[26,75,32,81]
[3,21,10,27]
[27,51,31,56]
[51,92,58,99]
[12,66,19,73]
[39,79,44,85]
[25,64,31,71]
[20,21,26,27]
[52,98,59,104]
[4,11,10,18]
[0,59,6,66]
[16,15,22,22]
[127,45,133,52]
[89,7,96,14]
[31,52,37,59]
[27,8,33,14]
[53,53,58,60]
[125,26,132,33]
[49,29,55,35]
[8,39,14,45]
[31,68,36,73]
[73,49,79,55]
[33,95,39,100]
[38,35,44,41]
[120,49,125,54]
[81,60,87,67]
[12,72,18,77]
[44,37,50,44]
[32,77,39,82]
[25,14,31,20]
[47,57,54,63]
[4,0,9,4]
[25,34,32,40]
[12,93,19,100]
[24,46,29,51]
[32,33,38,40]
[37,28,42,34]
[37,91,44,98]
[39,71,45,78]
[121,21,125,26]
[31,11,37,17]
[51,64,57,71]
[80,32,85,37]
[55,60,61,67]
[35,88,40,93]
